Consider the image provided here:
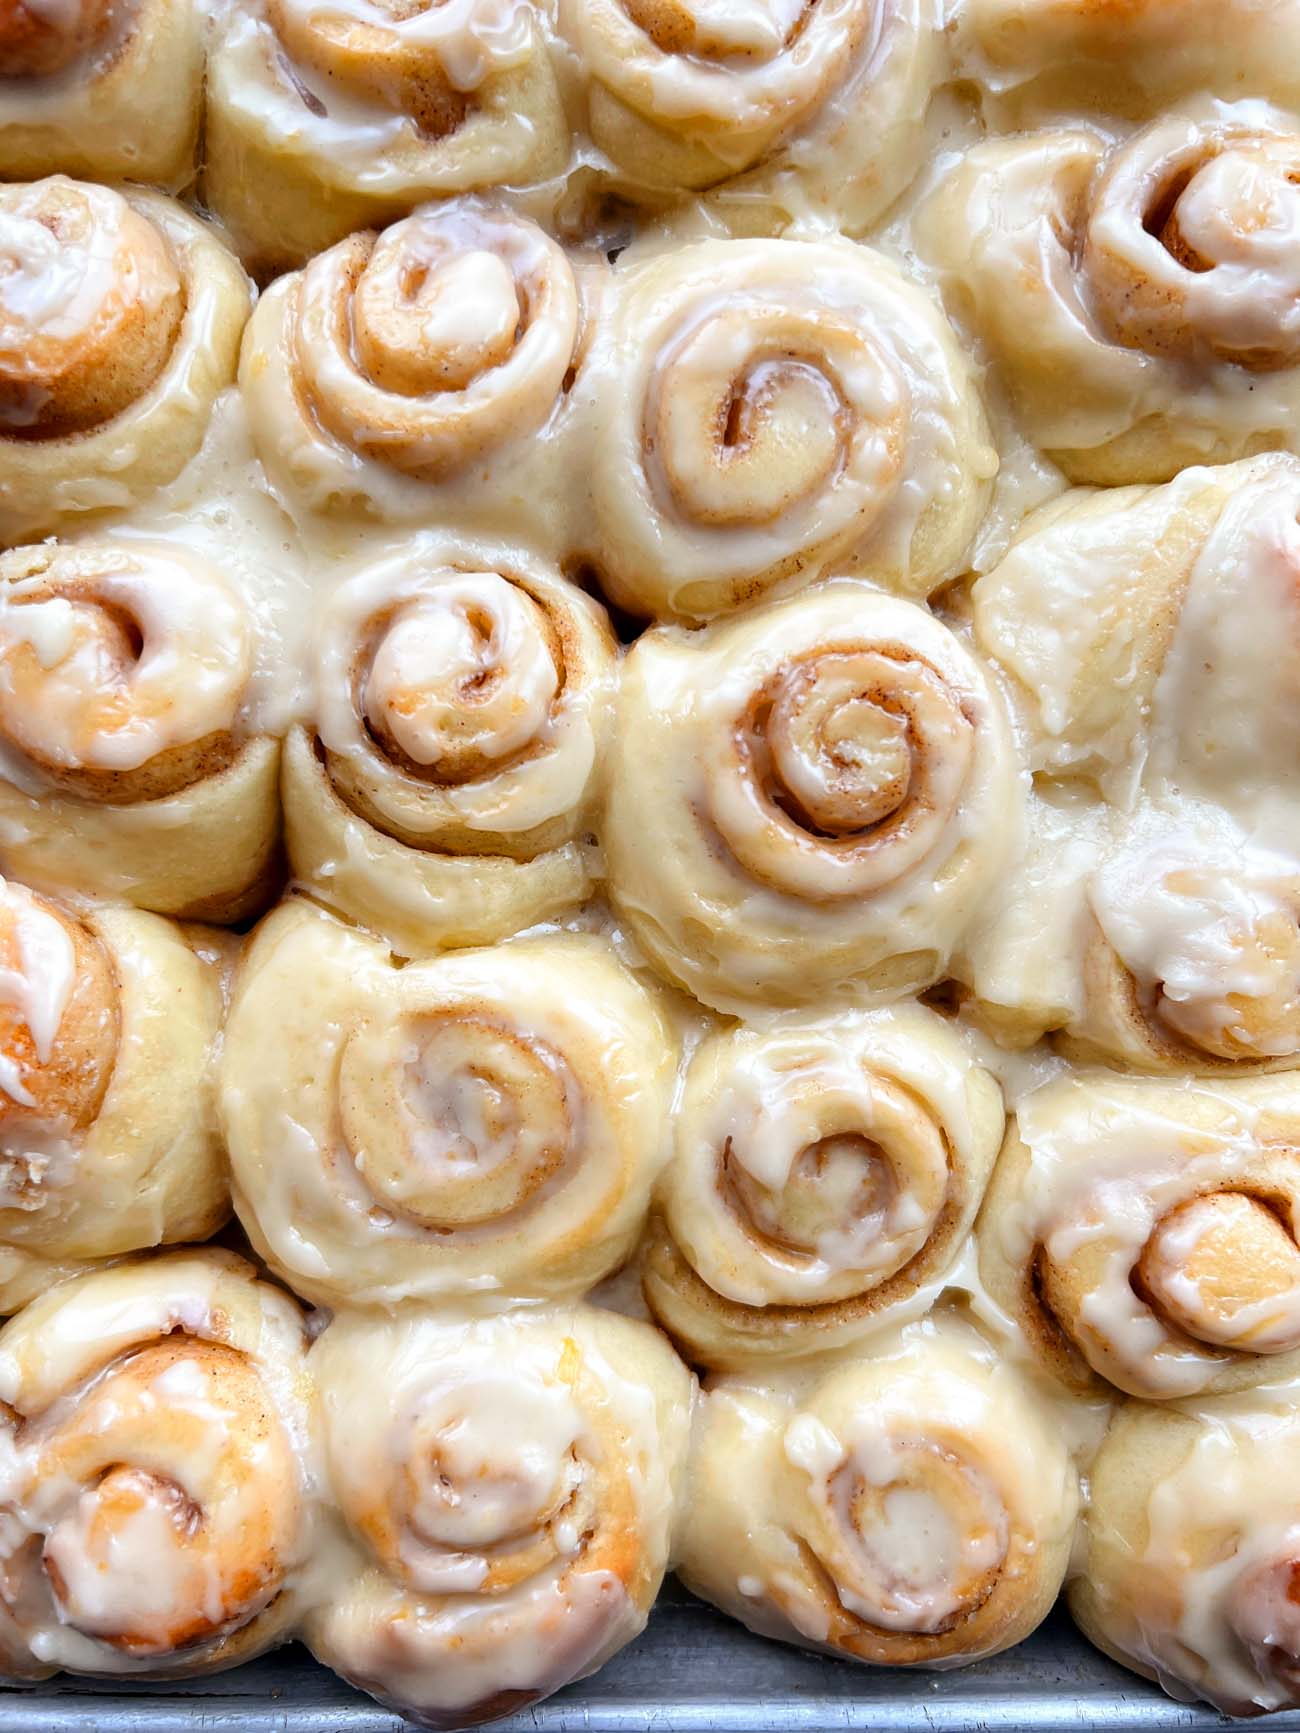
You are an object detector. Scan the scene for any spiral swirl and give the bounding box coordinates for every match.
[585,238,993,620]
[242,199,581,507]
[1084,113,1300,370]
[0,540,249,804]
[0,181,248,541]
[1074,1392,1300,1715]
[204,0,566,272]
[566,0,870,187]
[678,1319,1078,1668]
[605,582,1018,1009]
[643,1002,1005,1366]
[305,1305,690,1729]
[978,1072,1300,1399]
[0,178,181,438]
[0,1251,316,1679]
[283,538,615,953]
[918,101,1300,483]
[265,0,532,131]
[0,540,279,921]
[221,900,675,1307]
[0,880,229,1304]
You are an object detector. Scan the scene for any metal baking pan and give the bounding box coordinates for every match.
[2,1581,1292,1733]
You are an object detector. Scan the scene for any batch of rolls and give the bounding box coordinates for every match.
[2,0,1300,1724]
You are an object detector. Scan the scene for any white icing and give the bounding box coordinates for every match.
[0,542,251,776]
[1006,1073,1300,1394]
[1091,820,1300,1059]
[0,879,73,1110]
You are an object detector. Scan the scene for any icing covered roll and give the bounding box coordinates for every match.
[240,198,593,524]
[582,237,994,622]
[0,879,229,1312]
[967,456,1300,1066]
[1072,1391,1300,1715]
[283,539,615,954]
[1065,819,1300,1072]
[979,1072,1300,1400]
[0,540,281,923]
[0,1250,319,1681]
[306,1305,691,1729]
[221,899,676,1307]
[0,179,251,542]
[562,0,938,231]
[643,1002,1005,1367]
[970,456,1300,808]
[604,581,1021,1010]
[678,1315,1078,1668]
[955,0,1300,125]
[205,0,568,273]
[919,101,1300,484]
[955,798,1300,1068]
[0,0,201,187]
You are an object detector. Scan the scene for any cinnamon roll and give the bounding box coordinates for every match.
[955,795,1300,1070]
[283,538,615,954]
[562,0,938,232]
[919,101,1300,484]
[306,1304,692,1729]
[1072,1389,1300,1715]
[678,1314,1078,1668]
[972,455,1300,822]
[956,0,1300,126]
[581,237,995,622]
[1064,815,1300,1072]
[205,0,568,274]
[0,179,251,542]
[979,1070,1300,1400]
[0,879,229,1312]
[0,0,201,187]
[240,198,596,532]
[643,1001,1005,1368]
[0,1249,318,1680]
[0,540,281,922]
[604,581,1022,1010]
[221,899,676,1307]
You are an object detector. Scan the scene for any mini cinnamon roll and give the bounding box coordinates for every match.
[0,539,280,923]
[306,1305,691,1729]
[1073,1390,1300,1714]
[220,899,676,1307]
[604,581,1022,1011]
[643,1002,1005,1368]
[562,0,938,232]
[955,0,1300,126]
[205,0,568,274]
[678,1314,1078,1669]
[581,237,995,622]
[0,879,229,1311]
[0,1250,319,1680]
[1065,821,1300,1072]
[0,180,250,543]
[283,538,615,954]
[919,101,1300,484]
[969,458,1293,797]
[979,1071,1300,1400]
[0,0,201,187]
[956,799,1300,1069]
[240,198,595,531]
